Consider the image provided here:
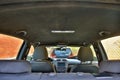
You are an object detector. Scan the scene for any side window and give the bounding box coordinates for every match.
[70,47,80,57]
[90,45,98,66]
[101,36,120,60]
[27,45,34,61]
[90,45,98,61]
[0,34,23,60]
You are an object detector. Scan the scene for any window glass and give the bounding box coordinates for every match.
[46,46,80,58]
[101,36,120,60]
[26,45,98,66]
[27,46,80,59]
[0,34,23,60]
[27,46,97,60]
[90,45,98,61]
[90,45,98,66]
[27,46,34,61]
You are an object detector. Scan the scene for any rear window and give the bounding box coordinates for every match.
[101,36,120,60]
[0,34,23,60]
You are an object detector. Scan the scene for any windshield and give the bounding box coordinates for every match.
[53,48,72,58]
[46,46,80,58]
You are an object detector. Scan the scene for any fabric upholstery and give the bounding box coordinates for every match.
[31,61,54,73]
[31,46,55,72]
[99,60,120,74]
[71,64,99,73]
[40,73,96,80]
[0,60,31,73]
[77,46,93,62]
[32,46,48,60]
[71,46,98,73]
[0,73,42,80]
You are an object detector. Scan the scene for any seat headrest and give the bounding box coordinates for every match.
[0,60,31,74]
[77,46,93,62]
[32,46,48,60]
[99,60,120,74]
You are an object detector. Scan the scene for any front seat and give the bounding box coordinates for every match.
[30,46,55,73]
[71,46,99,73]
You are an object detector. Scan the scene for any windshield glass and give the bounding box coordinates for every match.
[53,48,72,58]
[46,46,80,58]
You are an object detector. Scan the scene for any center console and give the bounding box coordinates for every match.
[53,58,68,73]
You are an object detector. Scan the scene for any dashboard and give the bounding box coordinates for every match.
[53,58,81,73]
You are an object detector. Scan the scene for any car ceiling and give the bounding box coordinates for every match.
[0,0,120,45]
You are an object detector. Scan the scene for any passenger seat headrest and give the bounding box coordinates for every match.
[77,46,93,62]
[32,46,48,60]
[0,60,31,74]
[99,60,120,74]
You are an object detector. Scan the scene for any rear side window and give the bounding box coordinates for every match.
[0,34,23,60]
[101,36,120,60]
